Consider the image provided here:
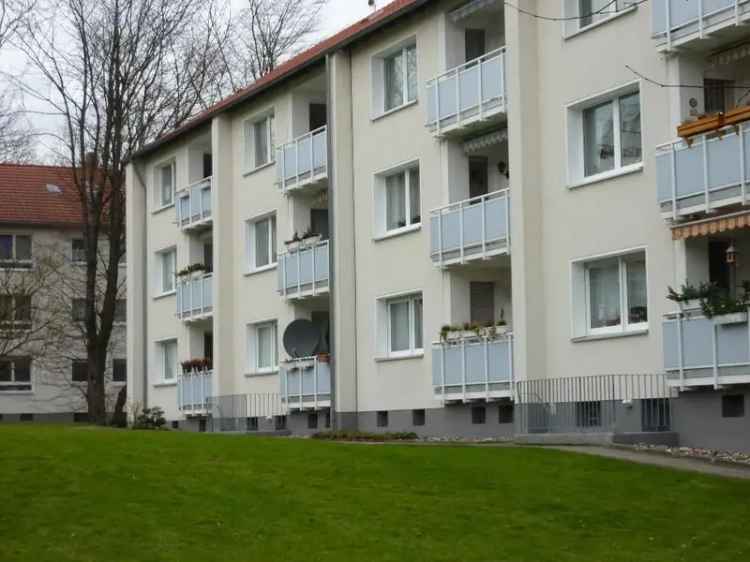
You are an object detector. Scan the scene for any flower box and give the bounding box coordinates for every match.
[713,312,748,326]
[677,105,750,140]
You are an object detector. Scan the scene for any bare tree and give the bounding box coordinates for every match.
[14,0,227,423]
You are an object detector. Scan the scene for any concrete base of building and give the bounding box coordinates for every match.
[515,432,617,446]
[613,431,680,447]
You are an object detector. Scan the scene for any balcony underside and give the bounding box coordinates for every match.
[180,216,212,233]
[178,310,213,324]
[283,396,331,412]
[280,283,329,301]
[281,171,328,196]
[434,383,513,403]
[431,241,509,268]
[429,105,506,139]
[666,368,750,389]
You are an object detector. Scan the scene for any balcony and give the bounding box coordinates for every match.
[276,126,328,194]
[430,190,510,267]
[176,273,213,322]
[426,47,507,137]
[177,369,213,416]
[281,356,331,411]
[432,334,514,402]
[278,240,329,299]
[663,311,750,388]
[176,177,212,231]
[656,121,750,219]
[651,0,750,51]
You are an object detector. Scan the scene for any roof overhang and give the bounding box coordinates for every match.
[671,210,750,240]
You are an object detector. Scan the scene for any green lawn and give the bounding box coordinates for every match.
[1,426,749,562]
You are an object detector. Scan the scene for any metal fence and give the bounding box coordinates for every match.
[207,393,287,433]
[515,374,674,435]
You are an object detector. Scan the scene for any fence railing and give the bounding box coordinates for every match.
[207,393,288,432]
[515,374,673,435]
[278,240,329,298]
[426,47,507,134]
[430,189,510,266]
[176,273,213,321]
[656,122,750,219]
[281,355,332,411]
[651,0,750,49]
[276,126,328,192]
[177,369,213,414]
[176,177,212,230]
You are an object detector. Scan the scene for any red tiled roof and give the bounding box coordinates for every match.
[0,163,83,228]
[135,0,429,159]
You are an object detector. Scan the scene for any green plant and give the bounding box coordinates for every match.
[181,358,212,373]
[301,226,319,239]
[497,308,506,326]
[667,282,715,303]
[285,232,302,244]
[132,406,166,430]
[440,324,451,341]
[177,263,207,277]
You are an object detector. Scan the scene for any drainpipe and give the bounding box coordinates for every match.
[133,162,149,409]
[325,53,337,430]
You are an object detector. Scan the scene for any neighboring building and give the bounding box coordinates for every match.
[126,0,750,450]
[0,163,127,422]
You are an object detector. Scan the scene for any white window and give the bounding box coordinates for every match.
[248,321,278,374]
[244,113,275,171]
[563,0,636,35]
[154,160,176,208]
[377,293,423,358]
[0,234,32,268]
[0,294,31,328]
[157,339,178,382]
[247,215,277,271]
[567,84,642,186]
[373,42,417,116]
[72,239,86,264]
[375,163,421,237]
[0,357,32,392]
[157,248,176,295]
[572,250,648,338]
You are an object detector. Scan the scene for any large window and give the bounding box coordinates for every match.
[157,339,177,382]
[379,293,423,358]
[0,295,31,329]
[72,239,86,264]
[244,113,275,171]
[155,160,176,209]
[0,356,31,392]
[568,85,642,185]
[112,358,127,383]
[72,360,88,383]
[248,321,278,374]
[247,215,277,272]
[572,250,648,338]
[374,42,417,116]
[157,248,176,295]
[376,163,421,237]
[0,234,32,269]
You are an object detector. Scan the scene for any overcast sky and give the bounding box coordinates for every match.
[3,0,392,161]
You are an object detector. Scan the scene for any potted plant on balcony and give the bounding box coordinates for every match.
[177,263,207,279]
[285,232,302,252]
[316,352,330,363]
[667,282,714,313]
[181,357,212,374]
[700,282,750,325]
[441,322,482,342]
[301,226,322,247]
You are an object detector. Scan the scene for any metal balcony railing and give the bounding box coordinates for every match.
[176,273,213,321]
[651,0,750,50]
[176,177,212,230]
[276,126,328,193]
[281,355,331,411]
[277,240,329,298]
[177,369,213,415]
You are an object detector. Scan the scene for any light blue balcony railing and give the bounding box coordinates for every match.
[176,273,213,321]
[281,356,331,411]
[426,47,507,135]
[651,0,750,49]
[432,334,514,401]
[430,189,510,266]
[656,122,750,219]
[276,126,328,193]
[178,369,213,415]
[278,240,329,298]
[663,311,750,388]
[176,177,212,230]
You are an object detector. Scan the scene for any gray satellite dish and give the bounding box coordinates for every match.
[283,319,321,358]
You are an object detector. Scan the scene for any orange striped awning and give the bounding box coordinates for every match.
[672,211,750,241]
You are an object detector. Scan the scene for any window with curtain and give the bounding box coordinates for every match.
[248,215,277,271]
[386,293,423,356]
[383,165,420,233]
[159,249,176,294]
[251,321,277,373]
[383,44,417,113]
[160,340,177,381]
[578,0,615,28]
[156,161,175,208]
[0,357,31,391]
[245,114,274,171]
[0,234,32,268]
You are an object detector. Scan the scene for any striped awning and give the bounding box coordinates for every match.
[709,41,750,66]
[464,129,507,154]
[672,211,750,240]
[449,0,501,22]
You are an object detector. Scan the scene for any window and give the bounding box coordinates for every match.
[249,321,278,374]
[641,399,670,432]
[324,410,331,428]
[704,78,734,114]
[383,293,423,357]
[244,113,275,171]
[568,85,641,185]
[247,417,259,431]
[72,360,88,383]
[564,0,634,34]
[73,413,89,423]
[377,411,389,428]
[0,357,32,392]
[158,339,178,382]
[0,295,31,329]
[412,409,426,427]
[376,163,421,237]
[274,415,287,430]
[114,299,127,323]
[471,406,486,425]
[722,395,745,418]
[247,215,277,271]
[0,234,32,268]
[575,401,602,428]
[307,413,319,430]
[498,403,514,424]
[72,298,86,322]
[112,358,126,383]
[20,413,33,422]
[72,239,86,263]
[157,248,176,295]
[572,250,648,338]
[374,42,417,116]
[155,160,176,208]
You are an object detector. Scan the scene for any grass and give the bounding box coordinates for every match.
[1,426,749,562]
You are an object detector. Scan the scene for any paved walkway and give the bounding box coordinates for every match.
[548,445,750,480]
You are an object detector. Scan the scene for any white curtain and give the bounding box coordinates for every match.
[589,260,620,329]
[390,301,410,352]
[626,258,648,324]
[408,168,421,224]
[385,51,404,111]
[583,101,614,177]
[257,324,276,369]
[162,251,175,293]
[160,164,173,206]
[255,219,270,267]
[386,173,406,230]
[164,341,177,380]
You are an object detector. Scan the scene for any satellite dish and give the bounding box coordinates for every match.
[283,319,321,359]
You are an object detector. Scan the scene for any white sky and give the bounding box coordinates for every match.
[2,0,393,161]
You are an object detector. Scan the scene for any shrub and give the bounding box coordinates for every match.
[311,430,418,442]
[132,406,167,430]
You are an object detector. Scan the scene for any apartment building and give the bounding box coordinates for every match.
[126,0,750,450]
[0,163,127,422]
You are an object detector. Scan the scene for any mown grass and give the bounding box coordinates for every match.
[0,424,749,562]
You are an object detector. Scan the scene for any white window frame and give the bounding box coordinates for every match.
[376,291,424,359]
[153,159,176,211]
[156,338,178,383]
[71,238,86,264]
[371,39,418,119]
[247,320,278,375]
[562,0,639,38]
[373,160,421,239]
[246,213,277,274]
[566,81,643,188]
[243,111,275,173]
[155,247,177,297]
[0,294,31,329]
[0,356,33,393]
[571,247,648,340]
[0,233,32,269]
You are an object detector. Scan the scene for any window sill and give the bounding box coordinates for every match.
[245,369,279,378]
[0,390,34,395]
[374,223,421,242]
[244,263,278,277]
[571,328,648,343]
[563,5,638,41]
[242,161,276,178]
[375,351,424,363]
[371,99,418,123]
[152,381,177,388]
[567,163,643,190]
[152,203,175,215]
[153,290,176,301]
